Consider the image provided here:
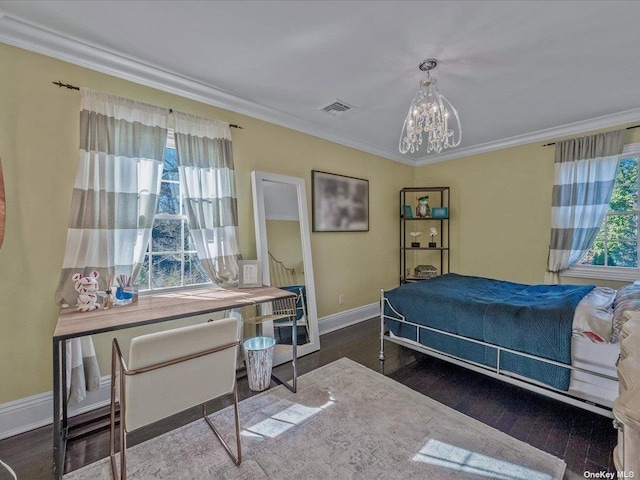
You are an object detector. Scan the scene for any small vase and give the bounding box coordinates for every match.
[103,289,115,310]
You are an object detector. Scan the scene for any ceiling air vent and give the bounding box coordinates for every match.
[320,99,354,116]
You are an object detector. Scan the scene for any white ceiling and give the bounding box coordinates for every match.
[1,1,640,166]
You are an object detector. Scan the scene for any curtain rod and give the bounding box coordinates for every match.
[542,124,640,147]
[52,81,243,129]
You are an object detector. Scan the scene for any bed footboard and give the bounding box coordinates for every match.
[379,288,617,418]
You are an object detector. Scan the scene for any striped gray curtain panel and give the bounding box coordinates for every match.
[548,129,626,274]
[55,89,169,305]
[173,112,241,286]
[54,89,168,403]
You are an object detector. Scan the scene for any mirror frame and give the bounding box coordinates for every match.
[251,171,320,365]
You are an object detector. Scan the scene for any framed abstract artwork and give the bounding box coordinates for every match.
[312,170,369,232]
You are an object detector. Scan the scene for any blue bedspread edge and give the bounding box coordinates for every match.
[384,273,595,391]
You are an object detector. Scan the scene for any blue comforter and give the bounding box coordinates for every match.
[384,274,594,390]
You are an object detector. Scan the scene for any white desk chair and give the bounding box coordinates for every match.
[109,317,242,480]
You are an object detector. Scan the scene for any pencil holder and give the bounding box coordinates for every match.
[115,285,137,305]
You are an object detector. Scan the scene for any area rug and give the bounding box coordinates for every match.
[64,357,566,479]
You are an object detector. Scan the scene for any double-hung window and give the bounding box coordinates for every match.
[566,142,640,281]
[136,131,211,291]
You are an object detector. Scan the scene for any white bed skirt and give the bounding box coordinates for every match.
[568,335,619,408]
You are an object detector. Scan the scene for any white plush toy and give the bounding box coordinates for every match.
[72,271,100,312]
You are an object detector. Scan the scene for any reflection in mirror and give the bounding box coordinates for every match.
[251,171,320,366]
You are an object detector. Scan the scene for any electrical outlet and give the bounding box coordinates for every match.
[339,294,344,305]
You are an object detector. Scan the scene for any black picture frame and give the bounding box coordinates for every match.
[312,170,369,232]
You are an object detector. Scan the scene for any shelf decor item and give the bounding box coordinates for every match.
[410,231,421,247]
[402,205,413,219]
[429,227,437,248]
[432,207,448,219]
[415,264,437,279]
[416,196,431,218]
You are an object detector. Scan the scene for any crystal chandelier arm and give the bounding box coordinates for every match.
[398,59,462,155]
[439,94,462,148]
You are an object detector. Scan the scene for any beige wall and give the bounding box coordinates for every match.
[0,43,413,403]
[2,40,637,406]
[415,128,640,287]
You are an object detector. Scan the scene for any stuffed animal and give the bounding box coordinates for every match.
[72,271,100,312]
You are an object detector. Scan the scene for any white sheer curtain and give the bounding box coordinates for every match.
[546,129,626,284]
[55,89,168,403]
[173,112,241,285]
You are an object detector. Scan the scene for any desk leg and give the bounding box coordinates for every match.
[53,338,67,480]
[271,316,298,393]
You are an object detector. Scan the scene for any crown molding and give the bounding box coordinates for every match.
[0,12,417,166]
[415,107,640,166]
[1,11,638,169]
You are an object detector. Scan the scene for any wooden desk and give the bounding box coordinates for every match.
[52,285,295,480]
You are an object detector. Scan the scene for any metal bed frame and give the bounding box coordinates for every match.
[379,290,617,418]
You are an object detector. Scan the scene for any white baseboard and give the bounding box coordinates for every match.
[0,302,379,440]
[318,302,378,336]
[0,378,112,441]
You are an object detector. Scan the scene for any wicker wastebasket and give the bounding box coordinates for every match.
[243,336,276,392]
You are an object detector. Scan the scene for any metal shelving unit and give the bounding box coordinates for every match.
[400,187,450,284]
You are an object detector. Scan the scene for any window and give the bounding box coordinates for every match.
[566,143,640,281]
[136,132,211,291]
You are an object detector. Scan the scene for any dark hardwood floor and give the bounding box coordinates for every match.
[0,317,617,479]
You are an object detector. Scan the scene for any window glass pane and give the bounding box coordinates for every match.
[184,222,196,250]
[143,131,212,291]
[184,253,209,285]
[162,147,179,181]
[152,219,182,251]
[611,157,638,211]
[576,154,639,271]
[151,253,182,288]
[607,240,637,267]
[580,228,606,266]
[157,181,180,215]
[137,255,150,290]
[607,213,637,241]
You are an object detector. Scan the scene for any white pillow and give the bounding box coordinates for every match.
[573,287,616,343]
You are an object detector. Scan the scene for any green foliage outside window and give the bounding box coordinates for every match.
[579,157,639,268]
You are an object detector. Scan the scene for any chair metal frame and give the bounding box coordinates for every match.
[274,286,309,343]
[109,329,242,480]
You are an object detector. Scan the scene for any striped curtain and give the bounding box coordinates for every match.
[173,112,241,286]
[547,129,626,281]
[55,88,168,403]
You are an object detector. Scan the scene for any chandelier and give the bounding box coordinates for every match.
[399,58,462,155]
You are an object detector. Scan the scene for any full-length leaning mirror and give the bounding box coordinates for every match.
[251,171,320,366]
